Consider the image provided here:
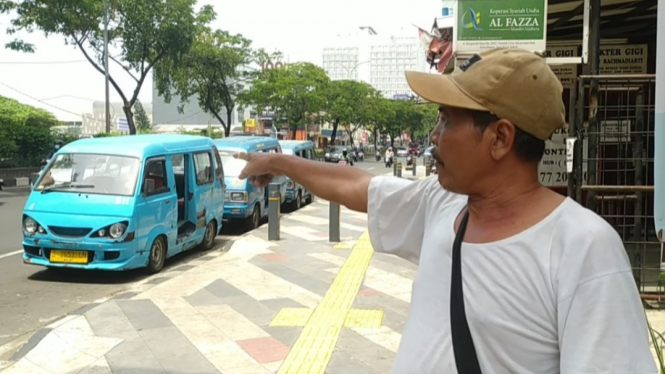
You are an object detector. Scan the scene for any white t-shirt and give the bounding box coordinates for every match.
[367,176,656,374]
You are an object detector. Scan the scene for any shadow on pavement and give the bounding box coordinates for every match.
[26,237,233,285]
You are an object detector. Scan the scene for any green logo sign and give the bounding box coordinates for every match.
[457,0,546,41]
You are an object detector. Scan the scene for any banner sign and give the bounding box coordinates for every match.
[456,0,547,53]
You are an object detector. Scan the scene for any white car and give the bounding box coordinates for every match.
[396,148,409,157]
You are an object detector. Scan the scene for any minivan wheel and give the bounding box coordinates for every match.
[291,191,302,211]
[198,220,216,251]
[147,236,166,274]
[247,204,261,230]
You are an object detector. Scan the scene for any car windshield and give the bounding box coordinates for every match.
[36,153,140,196]
[218,151,246,178]
[282,149,294,155]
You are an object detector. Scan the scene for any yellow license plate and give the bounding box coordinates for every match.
[50,250,88,264]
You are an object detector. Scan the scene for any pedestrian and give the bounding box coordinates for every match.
[236,48,656,373]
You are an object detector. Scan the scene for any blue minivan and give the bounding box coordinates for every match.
[22,134,225,273]
[213,136,287,229]
[278,140,316,210]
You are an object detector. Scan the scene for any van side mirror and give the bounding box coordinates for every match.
[144,179,155,194]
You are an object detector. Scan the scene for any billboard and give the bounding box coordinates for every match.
[455,0,547,54]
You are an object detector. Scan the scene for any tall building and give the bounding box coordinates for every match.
[321,27,429,98]
[370,34,427,98]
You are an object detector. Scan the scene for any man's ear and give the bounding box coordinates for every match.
[488,119,517,161]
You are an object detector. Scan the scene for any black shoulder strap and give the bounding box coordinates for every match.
[450,210,482,374]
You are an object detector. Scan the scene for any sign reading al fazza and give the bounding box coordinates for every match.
[456,0,547,53]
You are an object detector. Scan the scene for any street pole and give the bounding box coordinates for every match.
[207,112,212,137]
[103,0,111,134]
[654,0,664,242]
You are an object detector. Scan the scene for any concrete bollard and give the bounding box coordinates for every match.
[268,183,281,240]
[393,161,397,176]
[329,202,341,242]
[397,162,402,178]
[412,161,417,176]
[426,161,431,177]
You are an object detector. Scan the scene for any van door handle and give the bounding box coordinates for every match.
[165,199,170,204]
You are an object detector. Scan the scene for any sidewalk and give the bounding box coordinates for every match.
[0,198,418,374]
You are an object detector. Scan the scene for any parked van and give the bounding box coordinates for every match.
[213,136,287,229]
[278,140,316,210]
[22,134,225,273]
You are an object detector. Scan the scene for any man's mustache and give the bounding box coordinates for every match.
[431,148,443,165]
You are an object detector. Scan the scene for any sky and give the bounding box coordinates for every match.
[0,0,439,122]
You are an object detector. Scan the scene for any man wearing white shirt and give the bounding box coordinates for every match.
[236,48,656,373]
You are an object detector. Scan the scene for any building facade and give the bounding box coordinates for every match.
[321,28,429,98]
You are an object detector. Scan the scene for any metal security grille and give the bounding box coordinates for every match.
[568,74,660,294]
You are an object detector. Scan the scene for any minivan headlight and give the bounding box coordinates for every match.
[228,191,248,202]
[109,223,127,239]
[24,217,37,233]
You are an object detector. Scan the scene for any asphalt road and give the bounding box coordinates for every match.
[0,187,238,350]
[0,159,389,351]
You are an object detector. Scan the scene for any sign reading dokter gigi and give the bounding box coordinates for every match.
[455,0,547,54]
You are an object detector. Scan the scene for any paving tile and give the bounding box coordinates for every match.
[205,278,248,298]
[184,288,224,307]
[325,350,381,374]
[138,326,218,373]
[85,301,138,339]
[336,330,395,374]
[262,326,303,346]
[224,295,279,327]
[146,277,171,285]
[253,262,331,295]
[116,299,173,331]
[260,253,289,261]
[260,298,305,312]
[105,352,165,374]
[357,287,382,297]
[236,336,290,364]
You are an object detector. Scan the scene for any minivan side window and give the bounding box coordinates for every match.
[212,146,224,179]
[142,157,169,196]
[194,152,213,185]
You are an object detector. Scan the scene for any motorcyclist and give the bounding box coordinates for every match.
[342,149,354,165]
[42,140,64,165]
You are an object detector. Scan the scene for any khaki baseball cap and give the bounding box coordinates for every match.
[405,48,565,140]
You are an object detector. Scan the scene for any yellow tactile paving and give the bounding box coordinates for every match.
[344,309,384,329]
[269,308,313,327]
[275,230,381,374]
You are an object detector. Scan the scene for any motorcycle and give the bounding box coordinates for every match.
[375,151,381,161]
[406,155,414,167]
[385,155,393,168]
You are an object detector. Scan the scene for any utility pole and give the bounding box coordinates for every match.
[103,0,111,133]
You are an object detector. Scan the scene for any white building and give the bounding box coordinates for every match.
[321,27,429,98]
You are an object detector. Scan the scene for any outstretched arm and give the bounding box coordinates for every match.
[237,153,373,213]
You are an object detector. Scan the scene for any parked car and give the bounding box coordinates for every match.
[324,146,345,163]
[396,147,409,157]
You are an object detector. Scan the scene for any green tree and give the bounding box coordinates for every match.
[322,80,381,145]
[239,62,329,138]
[0,96,62,167]
[133,101,151,132]
[155,29,254,137]
[1,0,214,134]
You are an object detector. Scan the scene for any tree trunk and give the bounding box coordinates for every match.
[225,109,233,137]
[330,120,339,145]
[373,127,378,149]
[122,104,137,135]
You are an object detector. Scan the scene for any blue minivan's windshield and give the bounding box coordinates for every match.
[282,149,294,155]
[37,153,140,196]
[219,152,246,178]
